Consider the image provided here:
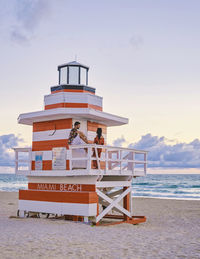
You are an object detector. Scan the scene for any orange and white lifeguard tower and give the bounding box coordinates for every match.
[13,61,147,225]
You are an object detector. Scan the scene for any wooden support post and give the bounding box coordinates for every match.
[72,215,78,221]
[123,187,130,221]
[75,216,83,222]
[96,188,131,223]
[84,217,89,223]
[96,201,100,226]
[18,210,25,218]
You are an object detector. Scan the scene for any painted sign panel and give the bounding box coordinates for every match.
[52,147,66,170]
[37,183,82,192]
[35,152,43,170]
[28,183,96,192]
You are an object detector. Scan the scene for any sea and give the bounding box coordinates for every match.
[0,173,200,200]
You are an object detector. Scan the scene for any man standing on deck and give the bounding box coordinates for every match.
[68,121,88,145]
[68,121,88,169]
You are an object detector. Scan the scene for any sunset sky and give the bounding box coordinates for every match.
[0,0,200,172]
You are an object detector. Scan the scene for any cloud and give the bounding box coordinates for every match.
[10,29,29,44]
[2,132,200,169]
[124,133,200,168]
[0,134,24,167]
[14,0,50,30]
[0,0,51,44]
[129,35,143,49]
[112,136,126,147]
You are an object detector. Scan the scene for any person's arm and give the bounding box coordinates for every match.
[78,131,88,144]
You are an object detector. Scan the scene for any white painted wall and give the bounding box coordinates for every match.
[19,200,97,216]
[44,92,103,107]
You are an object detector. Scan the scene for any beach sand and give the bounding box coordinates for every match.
[0,192,199,259]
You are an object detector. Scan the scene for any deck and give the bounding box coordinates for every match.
[13,144,148,177]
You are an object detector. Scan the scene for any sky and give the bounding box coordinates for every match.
[0,0,200,172]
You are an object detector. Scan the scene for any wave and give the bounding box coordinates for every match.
[0,173,200,200]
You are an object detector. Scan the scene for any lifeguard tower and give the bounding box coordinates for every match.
[13,61,147,225]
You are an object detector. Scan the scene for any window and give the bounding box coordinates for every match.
[80,67,87,85]
[60,67,67,84]
[69,66,79,84]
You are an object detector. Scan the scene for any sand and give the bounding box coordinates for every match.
[0,192,200,259]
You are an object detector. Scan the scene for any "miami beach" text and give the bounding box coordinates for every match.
[36,183,82,192]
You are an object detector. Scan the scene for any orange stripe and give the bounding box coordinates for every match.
[32,140,68,151]
[100,161,106,170]
[31,160,70,170]
[88,140,107,146]
[88,141,108,146]
[91,160,106,170]
[33,119,72,132]
[32,160,51,170]
[44,103,102,111]
[88,104,102,111]
[32,159,104,170]
[19,190,98,203]
[28,183,96,192]
[87,121,107,134]
[51,89,95,95]
[45,103,65,109]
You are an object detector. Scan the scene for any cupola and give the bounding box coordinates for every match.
[58,61,89,86]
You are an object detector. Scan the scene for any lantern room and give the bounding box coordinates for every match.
[58,61,89,86]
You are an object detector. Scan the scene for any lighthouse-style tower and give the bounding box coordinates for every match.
[14,61,147,225]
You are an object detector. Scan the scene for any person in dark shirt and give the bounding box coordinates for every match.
[68,121,88,145]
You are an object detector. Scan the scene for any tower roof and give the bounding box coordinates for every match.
[18,108,128,127]
[58,61,89,69]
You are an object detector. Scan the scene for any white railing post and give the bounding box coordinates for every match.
[132,152,135,175]
[108,150,112,170]
[87,145,92,171]
[105,148,108,174]
[69,147,72,170]
[120,150,122,174]
[28,149,32,171]
[129,184,133,215]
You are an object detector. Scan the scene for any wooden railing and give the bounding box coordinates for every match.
[13,147,32,174]
[13,145,148,176]
[68,144,147,176]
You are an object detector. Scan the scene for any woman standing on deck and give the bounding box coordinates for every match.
[92,128,104,169]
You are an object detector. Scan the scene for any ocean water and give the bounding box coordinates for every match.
[132,174,200,200]
[0,173,200,200]
[0,174,27,192]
